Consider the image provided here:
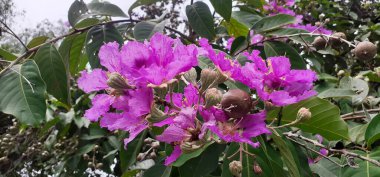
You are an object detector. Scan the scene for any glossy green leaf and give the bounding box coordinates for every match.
[340,76,369,105]
[87,1,127,17]
[229,36,248,55]
[186,1,215,40]
[133,20,166,41]
[223,17,250,37]
[0,60,46,126]
[210,0,232,21]
[128,0,162,14]
[74,18,100,29]
[365,114,380,148]
[27,36,49,49]
[85,24,123,68]
[318,88,357,99]
[143,164,172,177]
[252,14,296,33]
[59,32,87,75]
[267,97,350,140]
[178,143,225,177]
[120,130,147,172]
[310,158,342,177]
[34,44,70,105]
[264,41,306,69]
[68,0,88,27]
[231,11,262,28]
[0,48,17,61]
[272,131,301,177]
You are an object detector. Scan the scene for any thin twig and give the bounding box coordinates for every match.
[0,20,28,50]
[341,108,380,118]
[284,132,380,167]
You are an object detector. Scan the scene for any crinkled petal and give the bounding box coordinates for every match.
[156,125,189,143]
[84,94,113,121]
[99,42,123,73]
[128,88,153,118]
[165,145,182,166]
[268,56,291,77]
[78,69,108,93]
[268,91,297,106]
[149,33,174,66]
[124,123,148,148]
[173,107,196,129]
[183,84,199,106]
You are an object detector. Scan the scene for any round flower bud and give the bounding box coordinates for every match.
[151,141,160,149]
[180,141,203,153]
[253,161,263,175]
[329,32,346,46]
[205,88,222,108]
[183,67,197,84]
[221,89,252,119]
[375,67,380,77]
[107,72,133,90]
[296,107,312,122]
[229,161,242,177]
[354,41,377,60]
[146,104,167,123]
[96,163,103,169]
[312,36,327,50]
[337,70,345,77]
[200,69,218,90]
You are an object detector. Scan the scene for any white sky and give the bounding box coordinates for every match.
[12,0,135,32]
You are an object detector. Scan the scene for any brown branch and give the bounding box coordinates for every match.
[0,20,28,50]
[341,108,380,118]
[284,132,380,167]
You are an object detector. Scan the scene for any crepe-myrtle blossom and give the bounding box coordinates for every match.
[232,51,317,106]
[200,107,270,148]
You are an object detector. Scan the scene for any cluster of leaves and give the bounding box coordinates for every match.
[0,0,379,176]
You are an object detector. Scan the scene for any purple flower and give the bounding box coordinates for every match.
[226,37,235,50]
[121,33,198,86]
[319,148,328,156]
[199,38,237,73]
[200,107,270,148]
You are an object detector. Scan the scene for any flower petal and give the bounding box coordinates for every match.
[78,69,108,93]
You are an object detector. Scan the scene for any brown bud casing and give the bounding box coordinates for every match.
[221,89,252,119]
[354,41,377,60]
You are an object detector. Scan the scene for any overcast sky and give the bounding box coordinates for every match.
[12,0,135,32]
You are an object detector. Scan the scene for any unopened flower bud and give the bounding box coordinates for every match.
[183,67,197,84]
[312,36,327,50]
[137,153,144,161]
[107,72,133,90]
[83,154,90,160]
[200,69,218,90]
[329,32,346,46]
[229,161,242,177]
[354,41,377,60]
[264,101,274,111]
[337,70,345,77]
[221,89,252,119]
[318,14,325,20]
[205,88,222,108]
[88,162,94,167]
[253,161,263,175]
[151,141,160,149]
[375,67,380,77]
[297,107,312,122]
[96,163,103,169]
[149,152,157,159]
[144,138,153,144]
[146,104,167,123]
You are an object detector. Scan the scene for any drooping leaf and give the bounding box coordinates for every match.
[264,41,306,69]
[210,0,232,21]
[34,44,70,105]
[68,0,89,27]
[85,24,123,68]
[27,36,49,49]
[267,97,350,140]
[133,20,166,41]
[87,1,127,17]
[143,164,172,177]
[0,60,46,126]
[0,48,17,61]
[186,1,215,40]
[252,14,296,33]
[59,32,87,75]
[365,114,380,148]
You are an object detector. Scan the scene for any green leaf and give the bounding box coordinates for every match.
[310,158,342,177]
[231,11,262,28]
[339,76,369,105]
[223,17,249,37]
[27,36,49,49]
[87,1,127,17]
[252,14,296,33]
[198,56,214,69]
[75,144,95,156]
[68,0,89,27]
[229,36,248,55]
[120,130,147,172]
[224,80,250,93]
[272,130,301,177]
[172,141,214,167]
[350,124,368,144]
[0,48,17,61]
[34,44,70,105]
[128,0,161,15]
[0,60,46,126]
[264,41,306,69]
[85,24,123,68]
[74,18,100,29]
[365,114,380,148]
[210,0,232,21]
[178,143,225,177]
[318,88,357,99]
[133,20,166,42]
[143,164,172,177]
[267,97,350,140]
[59,32,87,75]
[341,148,380,177]
[266,28,315,44]
[186,1,215,40]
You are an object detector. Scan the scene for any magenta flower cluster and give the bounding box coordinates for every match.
[78,33,317,165]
